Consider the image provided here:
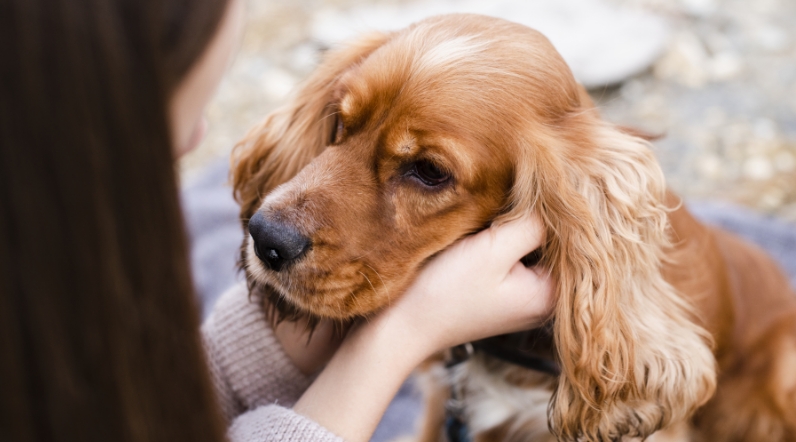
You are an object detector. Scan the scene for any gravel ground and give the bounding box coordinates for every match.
[180,0,796,223]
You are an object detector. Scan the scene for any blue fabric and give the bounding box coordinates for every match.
[689,201,796,288]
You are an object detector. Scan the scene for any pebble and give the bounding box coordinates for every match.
[708,51,743,81]
[698,154,723,179]
[774,151,796,172]
[654,32,710,87]
[752,24,790,53]
[743,156,774,181]
[261,68,297,101]
[679,0,719,17]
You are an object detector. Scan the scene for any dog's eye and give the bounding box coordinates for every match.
[330,113,344,144]
[409,160,450,187]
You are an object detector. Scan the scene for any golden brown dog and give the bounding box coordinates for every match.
[231,14,796,441]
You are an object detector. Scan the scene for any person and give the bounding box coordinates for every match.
[0,0,554,441]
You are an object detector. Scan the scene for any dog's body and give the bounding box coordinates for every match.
[416,201,796,442]
[231,14,796,441]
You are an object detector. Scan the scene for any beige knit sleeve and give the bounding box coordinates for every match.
[228,405,345,442]
[202,283,344,442]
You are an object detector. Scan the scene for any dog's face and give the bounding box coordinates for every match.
[233,14,716,440]
[240,16,578,319]
[245,104,513,318]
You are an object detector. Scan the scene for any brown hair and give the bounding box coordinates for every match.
[0,0,229,440]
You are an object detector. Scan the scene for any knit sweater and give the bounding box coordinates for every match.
[202,283,345,442]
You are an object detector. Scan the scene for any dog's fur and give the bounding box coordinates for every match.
[231,14,796,441]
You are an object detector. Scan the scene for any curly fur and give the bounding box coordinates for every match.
[502,118,717,439]
[231,14,796,441]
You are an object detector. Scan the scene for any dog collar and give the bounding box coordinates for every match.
[443,328,559,442]
[446,327,561,376]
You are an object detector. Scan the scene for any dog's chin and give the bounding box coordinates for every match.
[246,269,385,324]
[245,248,399,320]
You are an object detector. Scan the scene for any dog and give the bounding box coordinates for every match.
[230,14,796,441]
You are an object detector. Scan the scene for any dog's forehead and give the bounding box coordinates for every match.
[338,34,492,116]
[334,21,580,140]
[335,37,504,141]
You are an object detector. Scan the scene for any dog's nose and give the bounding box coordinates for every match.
[248,212,311,271]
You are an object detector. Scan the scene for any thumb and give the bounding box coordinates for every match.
[484,214,546,269]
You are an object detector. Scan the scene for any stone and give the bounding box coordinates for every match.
[743,156,775,181]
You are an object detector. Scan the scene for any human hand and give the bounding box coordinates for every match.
[370,214,554,357]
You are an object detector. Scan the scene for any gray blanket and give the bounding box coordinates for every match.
[182,160,796,442]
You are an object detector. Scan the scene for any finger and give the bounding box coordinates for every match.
[501,262,555,318]
[485,214,546,268]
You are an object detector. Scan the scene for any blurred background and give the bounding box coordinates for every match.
[180,0,796,222]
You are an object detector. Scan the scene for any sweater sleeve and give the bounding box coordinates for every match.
[228,405,345,442]
[202,283,344,442]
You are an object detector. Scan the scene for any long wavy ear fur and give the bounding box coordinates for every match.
[230,32,391,224]
[507,104,717,440]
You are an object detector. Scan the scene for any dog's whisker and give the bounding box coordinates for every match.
[362,263,390,307]
[358,270,377,296]
[349,245,381,261]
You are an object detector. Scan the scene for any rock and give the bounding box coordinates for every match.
[752,24,790,53]
[698,154,723,179]
[261,68,297,101]
[709,51,743,81]
[679,0,719,17]
[654,31,710,87]
[774,150,796,172]
[753,118,778,140]
[743,156,774,181]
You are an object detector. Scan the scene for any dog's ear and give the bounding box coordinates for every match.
[230,32,391,222]
[506,103,716,440]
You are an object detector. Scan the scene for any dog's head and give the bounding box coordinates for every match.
[232,14,715,440]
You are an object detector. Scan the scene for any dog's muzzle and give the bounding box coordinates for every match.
[248,211,311,271]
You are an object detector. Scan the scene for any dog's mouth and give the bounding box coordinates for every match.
[245,239,391,320]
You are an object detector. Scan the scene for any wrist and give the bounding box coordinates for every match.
[343,316,434,376]
[357,306,441,368]
[292,311,433,442]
